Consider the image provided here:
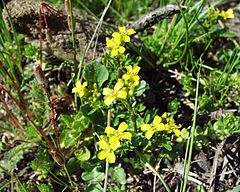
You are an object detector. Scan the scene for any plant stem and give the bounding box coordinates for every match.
[68,0,77,76]
[103,159,109,192]
[103,109,111,192]
[181,67,200,192]
[85,0,112,57]
[0,91,23,130]
[131,106,137,132]
[1,63,31,115]
[64,164,73,188]
[145,162,171,192]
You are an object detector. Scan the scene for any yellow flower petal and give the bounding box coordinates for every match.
[132,75,140,82]
[118,46,126,54]
[109,138,120,150]
[132,66,140,74]
[118,26,126,33]
[105,126,116,135]
[153,115,162,126]
[133,80,140,87]
[125,66,133,73]
[140,124,151,131]
[72,80,87,97]
[111,49,118,57]
[114,79,124,91]
[72,87,78,93]
[123,35,130,42]
[156,123,165,131]
[127,28,136,35]
[118,122,128,132]
[112,32,120,39]
[103,88,113,96]
[98,140,108,150]
[122,132,132,140]
[106,37,114,48]
[104,96,115,106]
[122,74,130,81]
[117,90,127,99]
[112,35,121,45]
[146,130,154,140]
[162,112,168,119]
[226,8,234,18]
[107,151,116,164]
[98,151,107,160]
[174,129,181,137]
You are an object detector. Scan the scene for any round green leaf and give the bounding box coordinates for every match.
[81,166,105,183]
[109,166,126,185]
[83,61,109,87]
[75,146,91,161]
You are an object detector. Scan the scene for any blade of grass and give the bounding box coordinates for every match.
[180,61,201,192]
[1,0,23,75]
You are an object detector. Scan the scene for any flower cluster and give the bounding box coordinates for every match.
[106,26,136,57]
[208,7,234,23]
[98,122,132,163]
[220,8,234,20]
[72,80,88,98]
[72,81,100,101]
[122,65,141,96]
[140,113,181,140]
[103,79,127,106]
[103,65,141,106]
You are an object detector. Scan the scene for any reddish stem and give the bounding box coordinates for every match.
[0,84,22,111]
[39,9,43,68]
[45,90,62,152]
[1,64,31,117]
[0,90,23,130]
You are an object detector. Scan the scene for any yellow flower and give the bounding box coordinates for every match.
[97,135,120,164]
[103,79,127,106]
[122,65,140,86]
[140,115,165,139]
[72,80,87,98]
[112,26,136,43]
[164,119,181,137]
[106,37,126,57]
[105,122,132,147]
[221,8,234,20]
[122,65,141,96]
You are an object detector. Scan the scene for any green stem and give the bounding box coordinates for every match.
[127,101,137,132]
[145,162,171,192]
[181,67,200,192]
[103,159,109,192]
[69,0,77,77]
[64,164,73,188]
[131,106,137,132]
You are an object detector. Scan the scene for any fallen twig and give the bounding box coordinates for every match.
[129,5,187,32]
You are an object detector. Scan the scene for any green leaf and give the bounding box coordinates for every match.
[85,183,103,192]
[83,61,109,87]
[75,146,91,161]
[109,166,126,185]
[135,80,149,96]
[197,184,206,192]
[37,184,53,192]
[81,166,105,183]
[220,31,237,38]
[60,129,81,149]
[2,143,34,174]
[226,185,240,192]
[61,115,74,128]
[181,128,189,140]
[162,143,172,151]
[66,157,81,174]
[26,124,41,141]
